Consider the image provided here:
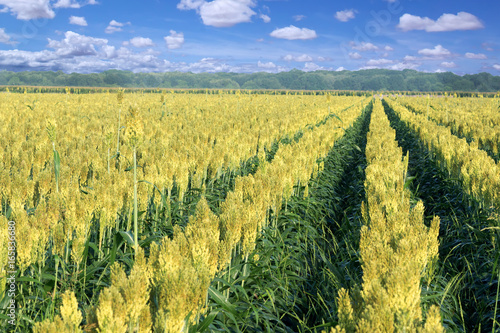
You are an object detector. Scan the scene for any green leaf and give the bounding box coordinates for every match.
[53,149,60,179]
[196,311,219,332]
[16,276,44,285]
[208,286,237,315]
[119,231,135,247]
[330,112,343,124]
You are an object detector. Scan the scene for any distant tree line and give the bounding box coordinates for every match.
[1,69,499,92]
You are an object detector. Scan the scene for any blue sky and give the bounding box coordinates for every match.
[0,0,498,75]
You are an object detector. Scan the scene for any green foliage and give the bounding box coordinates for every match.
[191,103,372,332]
[383,101,500,332]
[1,69,500,91]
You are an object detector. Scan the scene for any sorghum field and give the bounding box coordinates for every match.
[0,88,499,332]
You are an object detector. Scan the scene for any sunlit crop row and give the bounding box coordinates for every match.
[0,91,365,274]
[33,95,370,332]
[332,99,442,332]
[396,95,500,160]
[386,97,500,213]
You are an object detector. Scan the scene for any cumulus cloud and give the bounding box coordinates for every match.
[0,0,97,20]
[465,52,487,59]
[270,25,317,40]
[417,45,451,57]
[127,37,155,48]
[336,66,346,71]
[349,52,362,59]
[0,29,289,74]
[105,20,129,34]
[260,14,270,23]
[303,62,323,72]
[389,62,420,71]
[350,41,378,51]
[0,28,15,45]
[404,55,419,61]
[0,45,289,73]
[69,16,87,26]
[102,45,117,58]
[293,15,305,21]
[493,64,500,71]
[178,0,257,27]
[164,30,184,49]
[384,45,394,51]
[47,31,107,57]
[257,61,276,69]
[366,58,393,66]
[335,9,357,22]
[283,54,313,62]
[201,0,256,27]
[177,0,204,10]
[440,61,456,68]
[0,49,58,70]
[398,12,484,32]
[54,0,81,8]
[0,0,55,20]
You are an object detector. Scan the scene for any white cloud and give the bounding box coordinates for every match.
[127,37,155,48]
[0,0,97,20]
[178,0,257,27]
[105,20,129,34]
[293,15,305,21]
[257,61,276,69]
[465,52,487,59]
[366,58,393,66]
[102,45,116,58]
[440,61,456,68]
[303,62,322,72]
[335,9,357,22]
[398,12,484,32]
[164,30,184,49]
[0,28,14,44]
[350,41,378,51]
[282,54,314,62]
[296,54,313,62]
[270,25,317,40]
[384,45,394,51]
[260,14,270,23]
[0,41,290,73]
[389,62,420,71]
[0,49,58,70]
[177,0,204,10]
[69,16,87,26]
[493,64,500,71]
[418,45,451,57]
[200,0,256,27]
[0,0,55,20]
[54,0,81,8]
[335,66,346,71]
[47,31,107,57]
[349,52,362,59]
[404,55,419,61]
